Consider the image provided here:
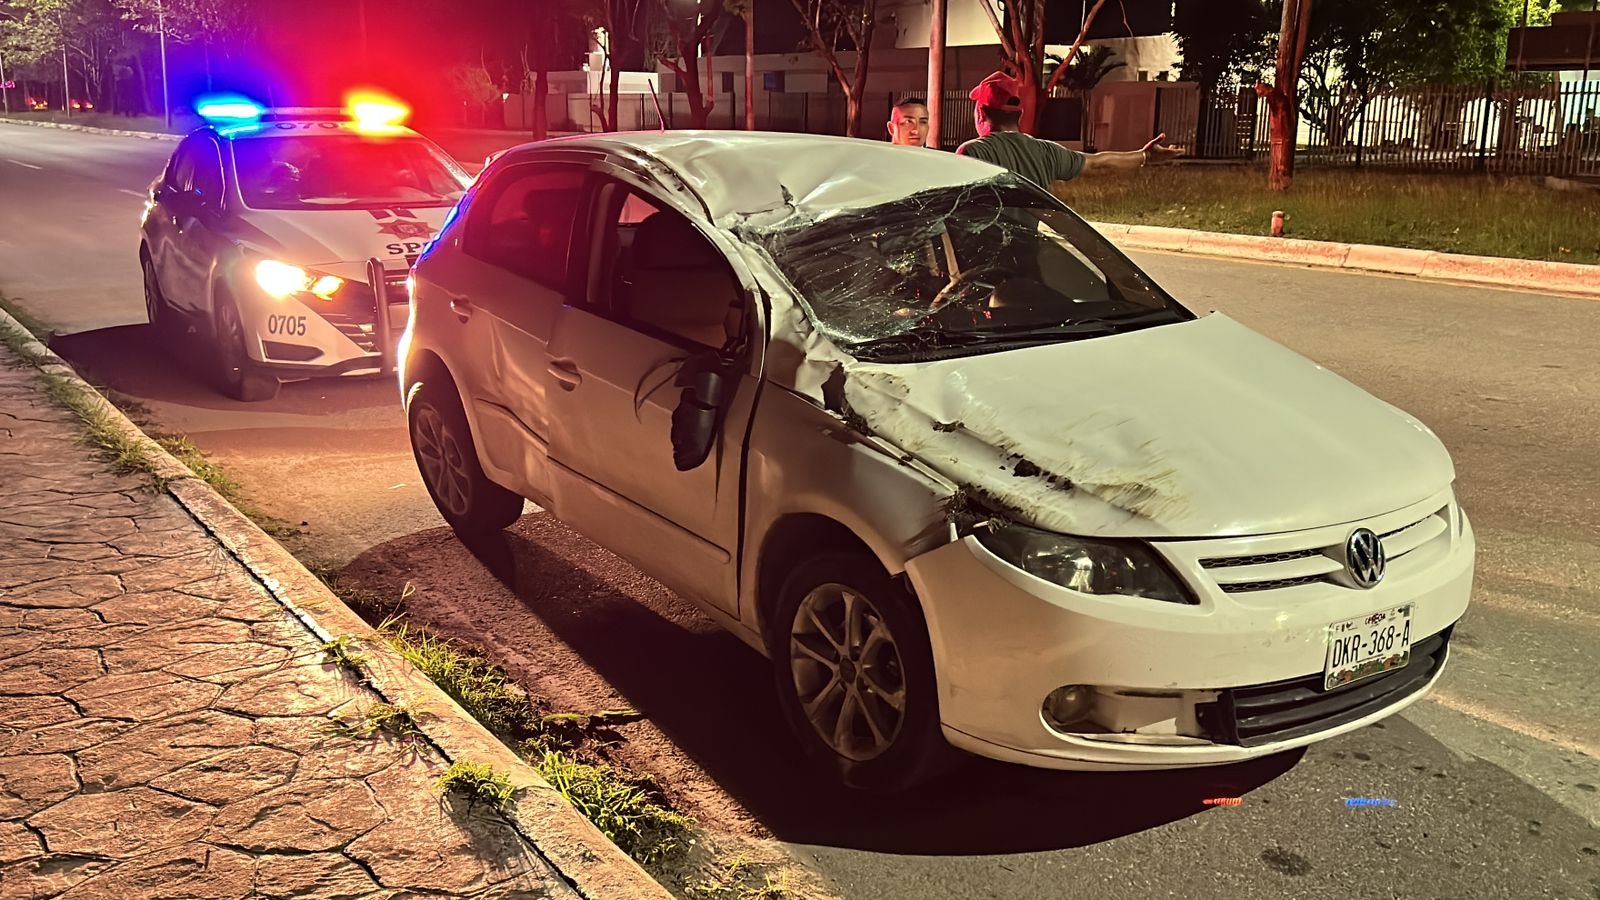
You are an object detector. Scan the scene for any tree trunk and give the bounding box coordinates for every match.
[533,67,548,140]
[609,61,621,132]
[744,11,754,130]
[134,51,154,115]
[848,25,873,136]
[1018,67,1042,134]
[1266,0,1313,191]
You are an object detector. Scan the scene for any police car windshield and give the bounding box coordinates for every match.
[233,135,467,211]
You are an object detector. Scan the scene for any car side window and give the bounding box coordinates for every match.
[599,182,745,351]
[190,138,226,209]
[467,165,588,289]
[165,141,199,193]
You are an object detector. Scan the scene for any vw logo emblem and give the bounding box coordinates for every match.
[1344,528,1386,589]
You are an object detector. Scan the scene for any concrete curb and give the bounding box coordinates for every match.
[0,309,675,900]
[1087,220,1600,300]
[0,115,182,141]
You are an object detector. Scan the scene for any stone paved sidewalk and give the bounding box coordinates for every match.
[0,346,580,898]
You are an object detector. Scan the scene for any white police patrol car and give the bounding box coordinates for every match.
[138,95,470,400]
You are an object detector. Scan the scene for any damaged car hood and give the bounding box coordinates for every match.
[839,313,1455,539]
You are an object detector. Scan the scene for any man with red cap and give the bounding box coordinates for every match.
[957,70,1183,188]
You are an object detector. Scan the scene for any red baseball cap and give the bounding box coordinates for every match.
[970,71,1023,109]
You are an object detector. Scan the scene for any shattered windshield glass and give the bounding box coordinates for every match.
[738,176,1191,362]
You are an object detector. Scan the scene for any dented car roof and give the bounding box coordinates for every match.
[529,130,1008,223]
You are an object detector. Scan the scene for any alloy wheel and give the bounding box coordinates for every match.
[412,403,473,519]
[789,584,908,762]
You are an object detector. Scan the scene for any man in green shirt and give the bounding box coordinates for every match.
[956,71,1184,188]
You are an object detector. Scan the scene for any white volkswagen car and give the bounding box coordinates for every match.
[399,132,1475,790]
[138,97,470,401]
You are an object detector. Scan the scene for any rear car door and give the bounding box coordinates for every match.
[542,177,763,616]
[438,159,591,506]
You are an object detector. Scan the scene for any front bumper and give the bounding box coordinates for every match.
[903,489,1475,770]
[236,264,409,378]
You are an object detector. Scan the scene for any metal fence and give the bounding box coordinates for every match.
[1191,79,1600,175]
[544,77,1600,175]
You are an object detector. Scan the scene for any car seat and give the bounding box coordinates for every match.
[622,212,742,349]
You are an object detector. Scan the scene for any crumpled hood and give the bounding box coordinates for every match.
[231,207,449,281]
[839,313,1455,538]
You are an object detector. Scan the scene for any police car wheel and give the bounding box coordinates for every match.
[407,379,524,540]
[141,254,174,337]
[212,291,280,403]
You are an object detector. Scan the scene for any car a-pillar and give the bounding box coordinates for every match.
[755,513,954,791]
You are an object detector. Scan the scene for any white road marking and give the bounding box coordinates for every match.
[8,159,43,169]
[119,189,146,198]
[1424,689,1600,759]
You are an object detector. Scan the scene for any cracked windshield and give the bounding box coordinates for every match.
[744,178,1190,360]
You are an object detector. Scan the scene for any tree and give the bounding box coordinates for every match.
[1046,44,1123,94]
[1256,0,1313,191]
[652,0,726,129]
[1172,0,1276,93]
[788,0,879,137]
[976,0,1110,134]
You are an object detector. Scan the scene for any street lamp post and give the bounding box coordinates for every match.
[1,50,10,115]
[158,1,171,128]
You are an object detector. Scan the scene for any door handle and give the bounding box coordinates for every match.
[448,296,473,322]
[548,358,582,391]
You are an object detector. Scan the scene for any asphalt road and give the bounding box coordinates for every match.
[3,122,1598,900]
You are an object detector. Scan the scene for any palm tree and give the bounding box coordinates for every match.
[1045,45,1124,96]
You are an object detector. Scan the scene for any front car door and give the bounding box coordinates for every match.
[542,174,764,617]
[438,158,593,506]
[161,135,230,318]
[148,138,200,314]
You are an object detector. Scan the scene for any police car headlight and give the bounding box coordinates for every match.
[255,259,343,301]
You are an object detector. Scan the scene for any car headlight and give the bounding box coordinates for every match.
[975,523,1197,604]
[255,259,343,301]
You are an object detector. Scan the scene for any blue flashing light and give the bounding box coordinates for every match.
[196,94,264,123]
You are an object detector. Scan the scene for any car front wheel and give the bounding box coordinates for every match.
[212,289,280,402]
[407,378,524,541]
[770,551,950,791]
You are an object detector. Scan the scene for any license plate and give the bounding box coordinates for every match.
[1324,604,1413,691]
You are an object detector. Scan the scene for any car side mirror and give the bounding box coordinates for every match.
[670,350,733,471]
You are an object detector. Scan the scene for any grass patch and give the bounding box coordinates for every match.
[320,634,368,672]
[1057,165,1600,265]
[379,617,538,737]
[39,373,165,484]
[437,760,518,811]
[335,701,424,741]
[690,854,811,899]
[532,751,694,867]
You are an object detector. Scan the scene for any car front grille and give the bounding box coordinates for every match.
[1194,627,1450,747]
[305,273,407,354]
[1197,505,1451,594]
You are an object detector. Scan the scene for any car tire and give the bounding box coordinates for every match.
[768,551,951,791]
[406,378,524,541]
[211,289,280,402]
[141,251,175,338]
